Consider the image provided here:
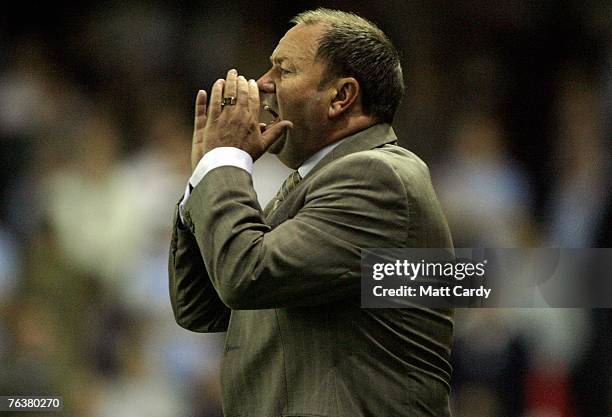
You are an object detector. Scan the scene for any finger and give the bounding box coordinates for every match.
[208,79,225,119]
[248,79,260,118]
[223,69,238,101]
[194,90,207,132]
[261,120,293,148]
[236,76,249,107]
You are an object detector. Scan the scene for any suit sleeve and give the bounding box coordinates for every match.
[168,202,230,332]
[183,153,410,309]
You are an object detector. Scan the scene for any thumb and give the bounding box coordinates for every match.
[193,90,207,145]
[261,120,293,146]
[194,90,207,131]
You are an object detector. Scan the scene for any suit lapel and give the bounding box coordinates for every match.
[264,123,398,225]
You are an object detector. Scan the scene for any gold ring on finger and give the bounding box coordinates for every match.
[221,96,237,107]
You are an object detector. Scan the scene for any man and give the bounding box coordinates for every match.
[169,8,454,417]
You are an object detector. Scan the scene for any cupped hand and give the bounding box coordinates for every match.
[191,69,293,170]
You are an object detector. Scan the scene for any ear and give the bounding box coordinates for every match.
[328,77,360,119]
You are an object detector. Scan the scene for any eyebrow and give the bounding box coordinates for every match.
[269,55,288,65]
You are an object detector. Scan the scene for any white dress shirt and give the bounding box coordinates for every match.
[179,139,347,222]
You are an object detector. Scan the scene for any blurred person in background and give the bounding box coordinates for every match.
[435,111,535,248]
[547,72,608,249]
[544,69,611,417]
[0,35,92,239]
[42,108,136,284]
[170,8,454,417]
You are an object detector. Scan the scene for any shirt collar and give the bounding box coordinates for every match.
[297,137,348,178]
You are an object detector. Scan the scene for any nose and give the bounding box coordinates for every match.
[256,68,275,94]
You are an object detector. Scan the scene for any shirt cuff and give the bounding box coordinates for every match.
[179,147,253,223]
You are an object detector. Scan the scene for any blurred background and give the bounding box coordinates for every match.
[0,1,610,416]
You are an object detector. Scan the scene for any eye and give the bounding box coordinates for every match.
[280,67,291,75]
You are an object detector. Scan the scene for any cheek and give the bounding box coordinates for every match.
[277,82,326,121]
[306,94,329,122]
[278,91,303,118]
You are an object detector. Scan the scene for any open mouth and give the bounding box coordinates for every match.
[261,104,281,128]
[263,104,279,119]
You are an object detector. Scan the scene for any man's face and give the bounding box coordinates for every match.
[257,23,332,169]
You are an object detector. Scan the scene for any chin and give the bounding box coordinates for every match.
[266,130,303,169]
[266,132,287,155]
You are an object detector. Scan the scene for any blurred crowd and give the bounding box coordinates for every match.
[0,1,610,416]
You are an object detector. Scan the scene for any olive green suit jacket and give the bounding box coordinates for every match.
[169,124,454,417]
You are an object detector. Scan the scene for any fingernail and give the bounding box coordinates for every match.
[229,69,237,75]
[238,75,246,81]
[249,79,256,84]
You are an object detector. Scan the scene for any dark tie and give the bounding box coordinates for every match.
[265,170,302,216]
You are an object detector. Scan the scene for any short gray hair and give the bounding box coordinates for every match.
[291,8,405,123]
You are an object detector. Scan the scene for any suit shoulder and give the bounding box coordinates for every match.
[329,144,433,186]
